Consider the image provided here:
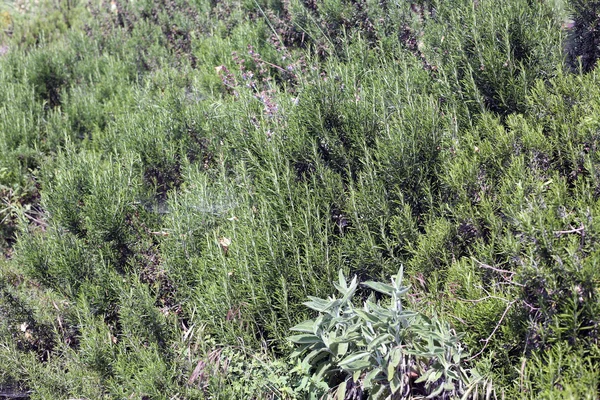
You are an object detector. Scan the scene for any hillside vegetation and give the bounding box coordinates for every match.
[1,0,600,398]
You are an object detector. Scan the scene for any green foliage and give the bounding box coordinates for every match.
[565,0,600,72]
[0,0,82,48]
[290,268,489,399]
[501,342,600,399]
[1,0,600,397]
[182,335,298,399]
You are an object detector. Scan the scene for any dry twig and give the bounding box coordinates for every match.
[553,223,585,236]
[467,300,516,361]
[472,257,515,275]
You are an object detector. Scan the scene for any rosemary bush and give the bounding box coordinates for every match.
[0,0,599,397]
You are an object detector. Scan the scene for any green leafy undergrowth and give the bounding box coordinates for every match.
[1,0,600,398]
[290,268,492,399]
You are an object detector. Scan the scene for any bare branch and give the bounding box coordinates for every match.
[472,258,515,275]
[456,295,512,304]
[554,223,585,236]
[467,300,516,362]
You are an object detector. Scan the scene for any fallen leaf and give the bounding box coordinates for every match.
[219,237,231,254]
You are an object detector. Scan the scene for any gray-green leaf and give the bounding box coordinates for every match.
[363,281,394,296]
[288,334,322,344]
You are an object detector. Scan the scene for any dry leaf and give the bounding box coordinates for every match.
[188,359,206,385]
[219,237,231,254]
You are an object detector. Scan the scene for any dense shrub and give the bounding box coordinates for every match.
[289,269,490,399]
[1,0,600,397]
[565,0,600,72]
